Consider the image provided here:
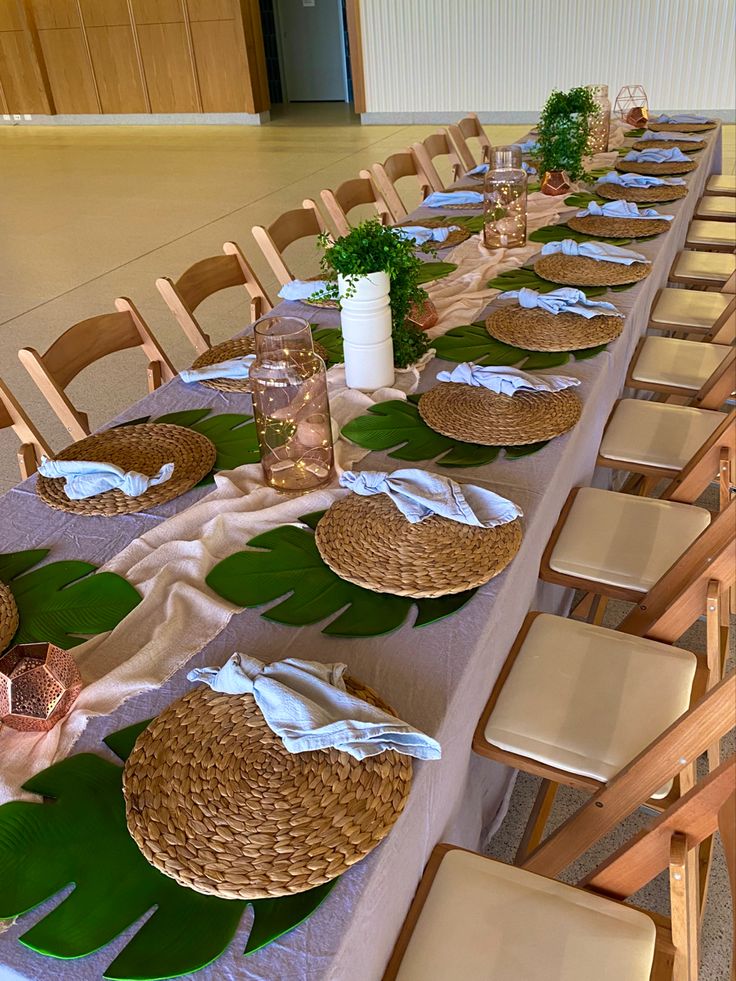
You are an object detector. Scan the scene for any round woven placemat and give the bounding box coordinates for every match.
[615,159,696,176]
[485,303,624,350]
[397,221,470,247]
[188,336,328,392]
[123,679,412,900]
[567,214,672,238]
[418,384,582,445]
[648,121,715,133]
[596,182,688,203]
[534,253,651,287]
[315,493,522,598]
[632,138,704,153]
[36,424,216,516]
[435,190,483,210]
[0,582,18,653]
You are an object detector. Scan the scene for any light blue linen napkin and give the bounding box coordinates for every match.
[393,225,460,245]
[515,140,539,153]
[38,455,175,500]
[465,163,489,177]
[577,200,674,222]
[179,355,255,384]
[277,279,330,301]
[595,171,686,188]
[424,190,483,207]
[655,113,712,124]
[187,653,442,761]
[498,286,623,319]
[640,130,704,143]
[435,362,580,395]
[540,240,649,265]
[521,161,538,176]
[623,147,691,163]
[339,468,523,526]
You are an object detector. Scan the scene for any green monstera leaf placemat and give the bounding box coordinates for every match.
[486,267,609,297]
[416,261,458,284]
[206,511,476,637]
[528,223,632,246]
[0,549,141,650]
[0,726,336,980]
[433,323,608,370]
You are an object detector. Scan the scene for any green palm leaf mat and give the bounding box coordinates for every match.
[311,326,344,364]
[206,511,476,637]
[416,261,457,284]
[433,322,608,369]
[528,223,632,246]
[624,128,645,137]
[564,191,605,207]
[0,549,141,650]
[426,214,485,233]
[486,267,608,297]
[0,729,336,981]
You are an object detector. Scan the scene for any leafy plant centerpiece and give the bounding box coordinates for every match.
[534,86,600,182]
[317,218,430,369]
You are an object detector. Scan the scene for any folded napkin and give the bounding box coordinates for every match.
[278,279,330,301]
[577,200,674,222]
[436,362,580,395]
[655,113,712,124]
[595,171,686,188]
[424,190,483,208]
[38,456,174,500]
[623,147,691,163]
[179,355,255,384]
[515,140,539,153]
[640,129,705,143]
[393,225,460,245]
[521,161,538,176]
[498,286,623,319]
[465,163,489,177]
[340,468,522,527]
[540,240,649,266]
[188,653,441,761]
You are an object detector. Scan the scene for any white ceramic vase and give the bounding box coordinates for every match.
[338,271,395,391]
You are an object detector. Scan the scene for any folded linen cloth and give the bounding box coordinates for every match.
[424,190,483,207]
[576,200,674,222]
[393,225,460,245]
[515,140,539,153]
[38,456,175,500]
[521,161,537,176]
[595,171,686,188]
[465,163,489,177]
[640,129,705,143]
[623,147,691,164]
[188,653,441,761]
[540,240,649,265]
[179,355,255,384]
[655,113,712,124]
[498,286,623,318]
[436,362,580,394]
[339,467,523,526]
[277,279,330,301]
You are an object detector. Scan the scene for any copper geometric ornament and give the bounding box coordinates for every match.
[0,642,82,732]
[613,85,649,126]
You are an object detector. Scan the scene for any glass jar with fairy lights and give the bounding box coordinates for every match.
[250,316,334,491]
[482,168,528,249]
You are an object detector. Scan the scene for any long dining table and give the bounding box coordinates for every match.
[0,122,723,981]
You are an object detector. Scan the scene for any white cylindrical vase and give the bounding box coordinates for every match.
[338,271,395,391]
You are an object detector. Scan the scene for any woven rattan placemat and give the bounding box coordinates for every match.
[187,336,328,392]
[0,583,18,653]
[615,159,696,176]
[397,220,470,247]
[648,121,715,133]
[596,182,688,204]
[631,137,704,153]
[485,303,624,350]
[567,214,672,238]
[534,253,651,287]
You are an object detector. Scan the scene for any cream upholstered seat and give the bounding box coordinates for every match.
[548,487,711,592]
[599,399,725,471]
[670,249,735,285]
[685,219,736,250]
[696,195,736,220]
[629,336,731,390]
[392,847,657,981]
[483,614,696,783]
[650,287,733,331]
[706,174,736,195]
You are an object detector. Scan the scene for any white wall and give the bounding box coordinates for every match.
[360,0,736,122]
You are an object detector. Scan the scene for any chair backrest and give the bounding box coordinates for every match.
[319,172,393,237]
[251,200,326,287]
[156,242,272,356]
[0,377,51,479]
[370,151,425,221]
[723,270,736,293]
[661,409,735,508]
[411,131,464,194]
[18,298,176,441]
[707,295,735,343]
[691,347,735,409]
[446,113,492,170]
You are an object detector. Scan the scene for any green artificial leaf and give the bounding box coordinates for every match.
[416,261,457,284]
[564,191,604,207]
[585,166,614,180]
[573,343,608,360]
[434,323,609,371]
[311,326,344,365]
[520,351,572,370]
[504,441,551,459]
[205,519,476,637]
[624,128,645,137]
[153,408,212,428]
[486,267,607,298]
[528,223,632,246]
[425,215,484,233]
[0,548,50,582]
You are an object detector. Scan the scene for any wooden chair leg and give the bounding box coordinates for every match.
[147,360,163,392]
[592,595,609,625]
[669,833,700,981]
[515,779,558,864]
[17,443,39,479]
[570,591,601,621]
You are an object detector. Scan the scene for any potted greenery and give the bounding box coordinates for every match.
[316,219,430,388]
[533,86,599,194]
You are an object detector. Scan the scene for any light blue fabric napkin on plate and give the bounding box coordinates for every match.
[498,286,623,319]
[38,455,175,500]
[655,113,712,124]
[179,355,255,384]
[277,279,330,301]
[624,147,691,163]
[577,200,674,222]
[465,163,489,177]
[540,240,649,265]
[515,140,539,153]
[436,362,580,395]
[393,225,460,245]
[640,130,704,143]
[339,467,523,526]
[596,171,686,188]
[521,161,537,176]
[187,653,442,761]
[424,190,483,207]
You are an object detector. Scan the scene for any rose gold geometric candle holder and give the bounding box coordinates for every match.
[407,298,439,331]
[613,85,649,126]
[0,642,82,732]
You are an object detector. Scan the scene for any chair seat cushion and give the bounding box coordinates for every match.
[395,847,657,981]
[548,487,711,592]
[630,336,731,390]
[650,286,732,330]
[707,175,736,195]
[686,220,736,248]
[671,250,735,283]
[696,196,736,219]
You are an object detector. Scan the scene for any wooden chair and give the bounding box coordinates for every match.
[445,112,492,170]
[0,377,51,479]
[156,242,272,357]
[685,219,736,253]
[647,275,735,339]
[695,195,736,221]
[705,174,736,196]
[319,172,393,237]
[18,299,176,442]
[624,338,734,410]
[669,249,735,288]
[410,132,464,194]
[369,151,429,221]
[251,200,326,288]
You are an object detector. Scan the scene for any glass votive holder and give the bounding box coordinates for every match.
[490,145,523,169]
[482,168,528,250]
